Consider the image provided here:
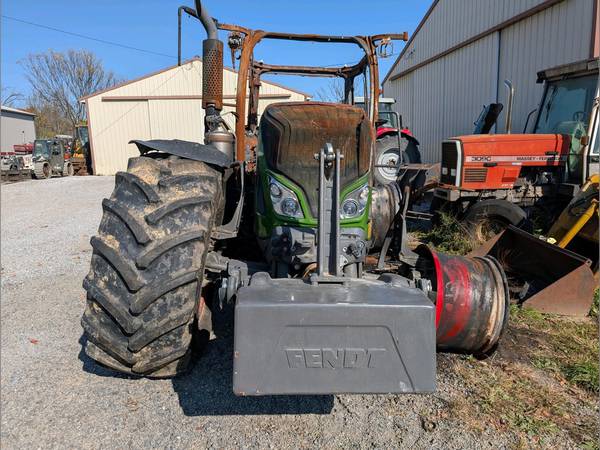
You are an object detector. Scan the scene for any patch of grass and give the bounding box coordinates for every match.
[562,361,599,393]
[582,440,600,450]
[417,212,474,255]
[449,307,599,446]
[512,305,599,394]
[455,359,564,437]
[532,356,559,372]
[510,303,545,325]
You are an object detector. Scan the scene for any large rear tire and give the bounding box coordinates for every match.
[81,156,222,377]
[463,199,529,244]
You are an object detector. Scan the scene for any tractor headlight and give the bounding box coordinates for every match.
[268,176,304,219]
[341,183,369,219]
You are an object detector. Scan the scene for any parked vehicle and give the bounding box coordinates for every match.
[355,96,423,185]
[32,139,74,179]
[69,125,92,175]
[433,59,599,242]
[80,1,514,394]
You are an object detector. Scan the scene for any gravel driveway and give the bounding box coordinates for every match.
[0,176,539,449]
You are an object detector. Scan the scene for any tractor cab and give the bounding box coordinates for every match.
[355,96,402,133]
[532,59,599,184]
[32,139,73,179]
[33,139,65,163]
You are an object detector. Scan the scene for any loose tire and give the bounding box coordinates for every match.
[81,156,222,377]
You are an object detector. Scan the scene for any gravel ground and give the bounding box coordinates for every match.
[0,176,550,449]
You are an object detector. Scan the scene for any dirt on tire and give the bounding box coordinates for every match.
[81,156,223,377]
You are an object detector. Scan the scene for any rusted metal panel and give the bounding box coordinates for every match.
[260,102,372,215]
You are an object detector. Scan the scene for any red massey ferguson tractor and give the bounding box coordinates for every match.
[433,58,599,243]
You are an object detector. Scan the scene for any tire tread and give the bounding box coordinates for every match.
[81,157,222,377]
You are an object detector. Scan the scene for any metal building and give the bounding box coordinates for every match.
[82,58,309,175]
[383,0,599,163]
[1,106,36,152]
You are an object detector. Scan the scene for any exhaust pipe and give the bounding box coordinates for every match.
[177,6,198,66]
[194,0,223,120]
[503,79,514,134]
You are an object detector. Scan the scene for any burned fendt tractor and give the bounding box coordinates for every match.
[81,1,509,394]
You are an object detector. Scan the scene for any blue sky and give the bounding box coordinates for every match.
[1,0,430,102]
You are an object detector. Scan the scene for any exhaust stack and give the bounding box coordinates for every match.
[194,0,224,122]
[503,79,514,134]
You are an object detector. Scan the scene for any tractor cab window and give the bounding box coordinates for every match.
[592,115,599,156]
[51,143,61,155]
[537,74,599,183]
[534,75,597,135]
[379,102,393,112]
[378,111,399,129]
[33,141,50,158]
[355,99,399,129]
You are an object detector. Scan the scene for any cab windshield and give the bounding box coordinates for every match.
[33,141,50,158]
[355,101,398,128]
[534,75,597,134]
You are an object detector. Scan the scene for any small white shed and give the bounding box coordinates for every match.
[82,58,310,175]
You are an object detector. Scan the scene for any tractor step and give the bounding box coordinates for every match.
[233,272,436,395]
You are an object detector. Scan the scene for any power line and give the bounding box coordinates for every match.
[1,15,176,59]
[3,14,400,69]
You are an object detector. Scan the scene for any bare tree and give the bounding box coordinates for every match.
[314,78,345,103]
[20,50,118,129]
[26,95,72,138]
[1,87,25,107]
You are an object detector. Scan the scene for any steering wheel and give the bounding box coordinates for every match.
[573,111,585,122]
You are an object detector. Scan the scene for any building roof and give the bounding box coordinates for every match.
[1,105,36,117]
[81,57,312,101]
[382,0,439,86]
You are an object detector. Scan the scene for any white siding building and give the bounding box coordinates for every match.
[383,0,599,163]
[83,58,309,175]
[1,106,36,153]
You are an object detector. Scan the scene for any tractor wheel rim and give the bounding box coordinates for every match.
[376,149,401,182]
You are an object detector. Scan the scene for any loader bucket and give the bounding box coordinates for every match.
[469,225,596,316]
